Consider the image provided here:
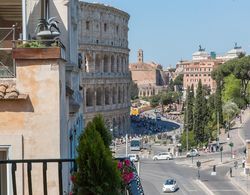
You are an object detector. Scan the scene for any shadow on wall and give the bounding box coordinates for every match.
[0,97,34,112]
[26,0,67,44]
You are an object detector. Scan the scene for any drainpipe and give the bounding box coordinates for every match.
[22,0,27,40]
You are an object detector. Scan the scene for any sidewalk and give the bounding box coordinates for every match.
[226,108,250,195]
[227,164,250,194]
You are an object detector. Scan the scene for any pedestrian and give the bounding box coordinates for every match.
[230,167,232,177]
[242,158,245,168]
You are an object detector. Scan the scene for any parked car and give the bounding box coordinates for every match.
[186,149,200,157]
[162,178,179,192]
[153,152,173,160]
[128,154,139,162]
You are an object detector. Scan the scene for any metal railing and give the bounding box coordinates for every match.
[0,26,16,78]
[0,158,76,195]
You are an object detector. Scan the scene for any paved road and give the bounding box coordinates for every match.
[140,159,246,195]
[140,159,206,195]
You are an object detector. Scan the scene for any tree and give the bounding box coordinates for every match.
[194,80,205,144]
[212,55,250,107]
[130,81,139,100]
[168,79,175,92]
[223,101,240,130]
[215,79,223,125]
[74,121,121,195]
[173,74,183,86]
[92,114,112,148]
[184,86,194,132]
[150,95,160,107]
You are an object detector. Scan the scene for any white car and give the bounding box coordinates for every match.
[186,149,200,157]
[153,152,173,160]
[162,179,178,192]
[128,154,139,162]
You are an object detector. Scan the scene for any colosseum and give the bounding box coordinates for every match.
[78,2,131,136]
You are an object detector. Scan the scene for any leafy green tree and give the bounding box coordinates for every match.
[130,81,139,100]
[223,101,240,131]
[173,74,183,86]
[92,114,112,148]
[181,130,196,150]
[75,121,122,195]
[150,95,160,107]
[168,79,175,92]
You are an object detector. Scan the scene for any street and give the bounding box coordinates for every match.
[115,142,247,195]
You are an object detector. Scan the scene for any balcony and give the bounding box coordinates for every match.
[0,26,16,78]
[0,158,144,195]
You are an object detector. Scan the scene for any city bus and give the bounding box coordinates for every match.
[130,138,143,151]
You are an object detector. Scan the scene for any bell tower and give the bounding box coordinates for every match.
[138,49,143,63]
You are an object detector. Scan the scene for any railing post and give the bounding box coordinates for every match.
[27,162,33,195]
[43,162,48,195]
[11,162,17,195]
[58,162,63,195]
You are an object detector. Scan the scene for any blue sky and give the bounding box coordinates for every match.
[83,0,250,68]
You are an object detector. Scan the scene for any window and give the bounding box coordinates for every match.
[86,21,90,30]
[104,23,107,32]
[96,40,99,44]
[116,25,119,34]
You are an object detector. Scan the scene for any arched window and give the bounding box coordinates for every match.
[86,88,94,106]
[113,87,117,104]
[96,87,102,106]
[95,55,101,72]
[105,87,110,105]
[104,55,109,72]
[111,55,115,72]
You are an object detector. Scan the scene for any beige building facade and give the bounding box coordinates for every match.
[182,45,246,97]
[0,0,82,194]
[129,49,167,98]
[78,2,131,136]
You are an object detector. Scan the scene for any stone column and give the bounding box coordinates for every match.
[101,54,104,73]
[108,54,111,72]
[93,86,97,111]
[93,52,96,73]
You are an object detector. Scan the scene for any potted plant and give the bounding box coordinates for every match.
[35,17,60,40]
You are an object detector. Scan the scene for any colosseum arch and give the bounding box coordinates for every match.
[105,87,110,105]
[118,86,122,103]
[112,86,117,104]
[117,56,120,72]
[86,88,94,106]
[95,54,101,72]
[84,53,93,73]
[111,55,115,72]
[96,87,102,106]
[103,55,109,73]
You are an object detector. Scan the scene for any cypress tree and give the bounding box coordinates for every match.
[75,121,121,195]
[92,114,112,148]
[215,79,223,125]
[193,80,204,144]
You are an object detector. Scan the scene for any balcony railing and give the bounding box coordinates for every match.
[0,157,144,195]
[0,26,16,78]
[0,158,76,195]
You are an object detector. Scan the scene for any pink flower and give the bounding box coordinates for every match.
[70,175,76,183]
[124,159,130,166]
[69,192,73,195]
[117,161,123,169]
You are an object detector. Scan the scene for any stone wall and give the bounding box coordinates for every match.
[79,2,131,135]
